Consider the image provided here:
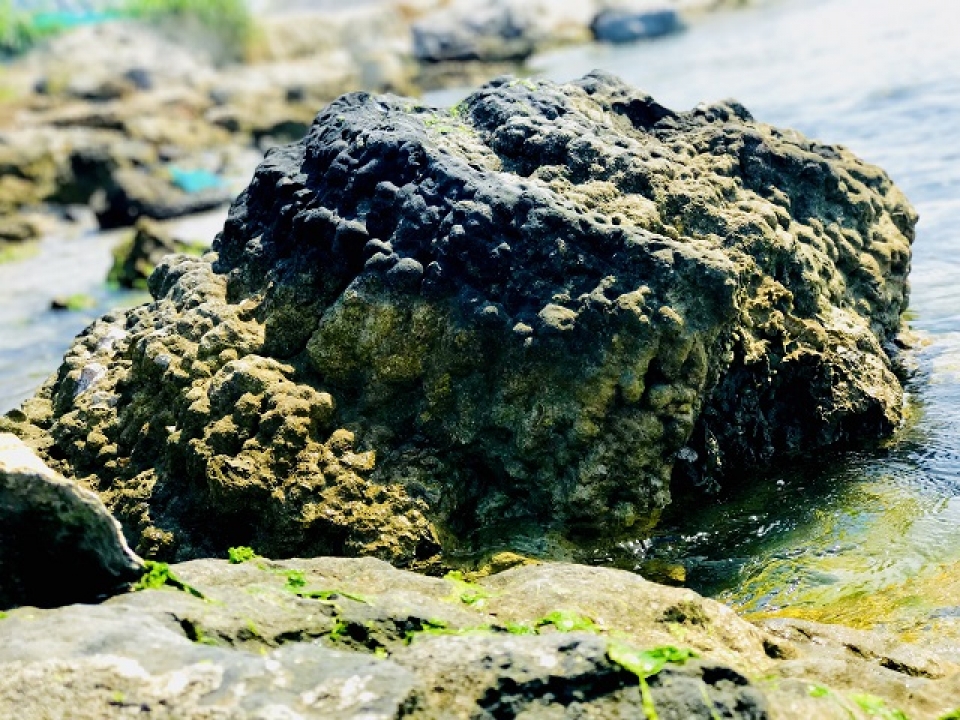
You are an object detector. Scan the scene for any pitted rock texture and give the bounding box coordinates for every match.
[2,72,915,563]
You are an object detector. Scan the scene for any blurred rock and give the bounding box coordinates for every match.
[108,217,206,289]
[412,0,594,63]
[94,167,232,229]
[591,4,683,43]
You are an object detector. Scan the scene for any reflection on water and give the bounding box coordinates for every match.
[517,0,960,638]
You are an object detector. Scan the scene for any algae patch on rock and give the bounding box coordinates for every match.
[1,72,916,565]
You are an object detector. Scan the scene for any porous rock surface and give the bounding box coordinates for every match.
[0,433,142,609]
[2,72,915,564]
[1,560,957,719]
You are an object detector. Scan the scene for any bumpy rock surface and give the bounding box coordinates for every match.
[2,72,915,564]
[1,560,957,719]
[0,433,142,609]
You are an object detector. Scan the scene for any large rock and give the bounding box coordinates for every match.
[0,559,957,718]
[1,72,915,565]
[0,433,142,609]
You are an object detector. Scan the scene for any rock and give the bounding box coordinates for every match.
[94,167,233,229]
[412,0,595,63]
[0,559,957,719]
[0,215,42,246]
[108,217,207,289]
[0,433,142,610]
[1,73,915,565]
[591,5,683,43]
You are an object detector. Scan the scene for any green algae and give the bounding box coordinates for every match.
[133,561,204,599]
[227,546,259,564]
[607,643,697,720]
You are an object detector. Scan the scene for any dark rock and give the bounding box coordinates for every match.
[0,433,142,610]
[108,217,206,289]
[1,72,915,565]
[94,167,233,229]
[591,6,683,44]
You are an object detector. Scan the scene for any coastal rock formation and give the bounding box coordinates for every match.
[2,72,915,564]
[0,433,142,610]
[1,559,957,719]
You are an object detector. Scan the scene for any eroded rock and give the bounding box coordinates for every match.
[0,433,142,609]
[2,72,915,565]
[0,559,956,719]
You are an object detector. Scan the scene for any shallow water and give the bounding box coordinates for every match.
[516,0,960,638]
[3,0,960,639]
[0,211,227,412]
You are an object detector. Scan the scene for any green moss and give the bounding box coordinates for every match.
[283,570,307,590]
[0,611,7,620]
[808,683,830,698]
[53,293,96,312]
[938,710,960,720]
[850,693,909,720]
[444,571,492,607]
[536,610,601,633]
[227,546,259,564]
[133,560,205,599]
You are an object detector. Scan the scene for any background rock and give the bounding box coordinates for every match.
[0,433,142,610]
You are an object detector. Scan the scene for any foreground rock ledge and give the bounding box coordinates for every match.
[2,71,915,563]
[1,559,958,719]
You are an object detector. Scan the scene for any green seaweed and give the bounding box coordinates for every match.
[227,546,259,564]
[444,571,492,607]
[607,643,697,720]
[536,610,601,633]
[133,561,205,599]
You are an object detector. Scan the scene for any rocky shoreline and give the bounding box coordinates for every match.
[1,5,953,718]
[0,67,947,717]
[2,433,959,718]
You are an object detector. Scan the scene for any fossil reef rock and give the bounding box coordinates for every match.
[2,72,915,565]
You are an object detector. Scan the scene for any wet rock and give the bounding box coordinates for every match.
[0,559,955,719]
[0,433,142,610]
[94,167,233,229]
[108,218,207,289]
[591,5,683,43]
[2,73,915,564]
[412,0,594,63]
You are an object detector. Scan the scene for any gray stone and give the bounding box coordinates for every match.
[0,433,142,609]
[591,6,683,43]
